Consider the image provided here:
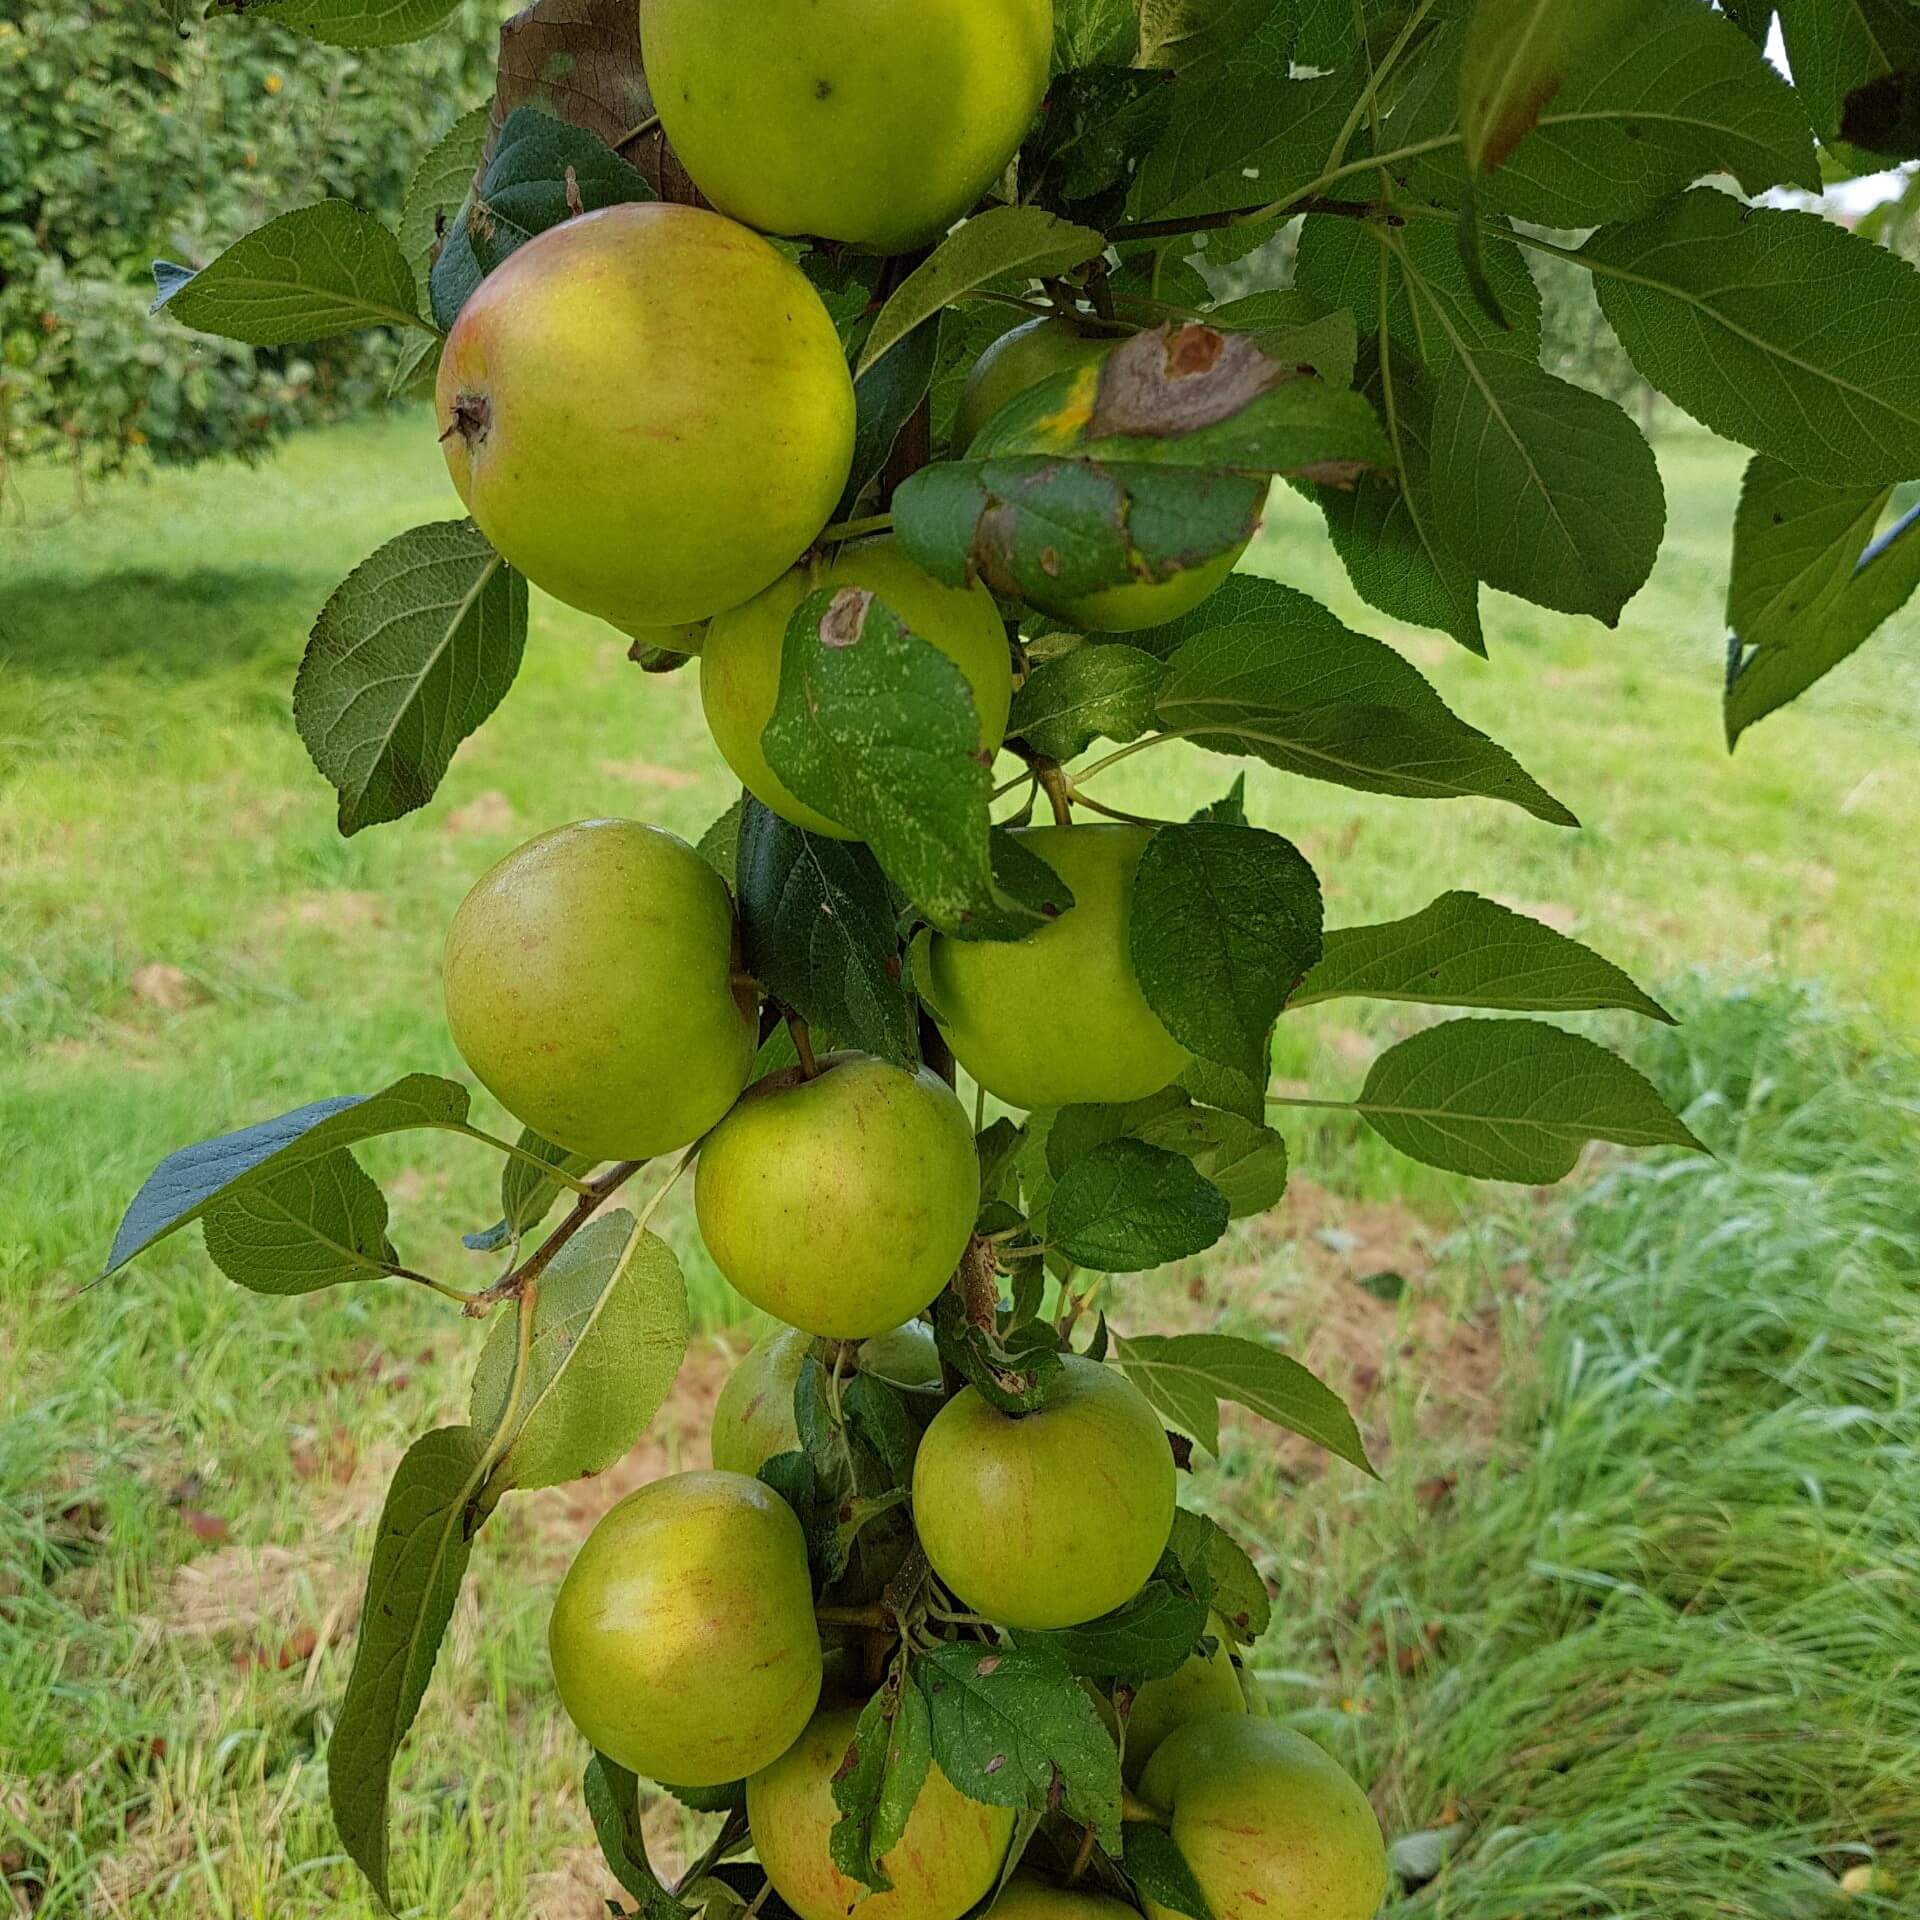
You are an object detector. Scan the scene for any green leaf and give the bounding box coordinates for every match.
[1725,461,1920,746]
[398,104,491,314]
[1130,822,1324,1076]
[1456,0,1655,178]
[328,1426,489,1906]
[918,1642,1122,1848]
[293,520,528,836]
[200,1150,400,1296]
[1132,1103,1289,1219]
[1012,1570,1212,1683]
[697,794,748,892]
[1130,23,1356,222]
[1008,645,1167,760]
[1021,67,1176,226]
[468,1213,690,1504]
[211,0,463,47]
[1429,347,1665,626]
[1112,1331,1373,1469]
[1168,1509,1271,1644]
[736,801,919,1068]
[1313,339,1484,655]
[583,1755,692,1920]
[1776,0,1920,151]
[429,107,655,331]
[1055,0,1142,68]
[1585,191,1920,488]
[1353,1017,1708,1181]
[858,208,1105,378]
[840,313,942,519]
[493,1131,597,1247]
[1294,891,1673,1022]
[1152,582,1577,823]
[1207,289,1360,392]
[1047,1139,1231,1272]
[152,202,424,346]
[761,589,1016,937]
[1125,1823,1216,1920]
[105,1075,471,1278]
[829,1671,934,1895]
[1136,0,1279,77]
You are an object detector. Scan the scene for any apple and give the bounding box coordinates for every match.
[1038,542,1250,635]
[1122,1612,1247,1785]
[953,317,1114,453]
[695,1053,979,1339]
[857,1318,941,1388]
[641,0,1053,254]
[548,1469,821,1786]
[918,824,1190,1111]
[989,1878,1139,1920]
[701,537,1013,839]
[710,1326,811,1476]
[437,202,854,628]
[912,1354,1175,1629]
[443,819,758,1161]
[748,1703,1015,1920]
[1137,1717,1388,1920]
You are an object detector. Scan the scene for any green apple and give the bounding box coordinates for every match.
[953,317,1114,452]
[700,537,1013,839]
[748,1703,1015,1920]
[1138,1717,1388,1920]
[694,1053,979,1339]
[438,201,853,627]
[912,1354,1175,1629]
[1123,1613,1247,1785]
[857,1318,942,1388]
[443,819,758,1161]
[641,0,1052,254]
[710,1326,811,1476]
[919,824,1190,1111]
[1040,541,1249,634]
[989,1878,1140,1920]
[548,1469,821,1786]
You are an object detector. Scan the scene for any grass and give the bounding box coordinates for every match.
[1,416,1916,1915]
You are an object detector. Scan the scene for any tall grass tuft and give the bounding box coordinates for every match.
[1321,983,1920,1916]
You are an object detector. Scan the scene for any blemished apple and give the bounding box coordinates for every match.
[548,1470,821,1786]
[912,1354,1176,1629]
[1138,1717,1389,1920]
[701,537,1012,839]
[918,824,1190,1111]
[953,316,1115,453]
[748,1703,1015,1920]
[641,0,1053,253]
[443,819,757,1161]
[695,1054,980,1339]
[437,202,853,628]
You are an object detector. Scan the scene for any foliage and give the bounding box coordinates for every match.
[0,3,497,475]
[80,0,1920,1911]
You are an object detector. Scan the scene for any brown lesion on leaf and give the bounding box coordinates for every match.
[1476,75,1564,175]
[819,587,873,648]
[1087,324,1294,440]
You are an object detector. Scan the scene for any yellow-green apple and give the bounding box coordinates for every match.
[641,0,1052,253]
[912,1354,1175,1628]
[443,818,757,1160]
[700,537,1012,839]
[989,1879,1140,1920]
[748,1704,1015,1920]
[548,1470,820,1785]
[1138,1717,1388,1920]
[857,1319,941,1388]
[1122,1613,1247,1784]
[437,202,853,627]
[953,317,1115,452]
[918,824,1189,1111]
[694,1054,979,1339]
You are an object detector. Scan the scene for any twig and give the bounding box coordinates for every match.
[465,1159,644,1314]
[820,509,894,544]
[1105,194,1390,244]
[1035,759,1075,827]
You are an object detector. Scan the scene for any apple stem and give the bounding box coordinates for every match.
[815,1604,891,1629]
[819,509,894,545]
[788,1015,819,1079]
[1121,1789,1171,1826]
[1036,759,1074,828]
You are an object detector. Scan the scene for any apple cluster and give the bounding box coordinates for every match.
[428,3,1383,1915]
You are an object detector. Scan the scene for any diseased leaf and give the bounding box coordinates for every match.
[1725,461,1920,745]
[1354,1018,1708,1181]
[1586,191,1920,488]
[153,202,424,345]
[1112,1331,1373,1468]
[1776,0,1920,150]
[201,1150,399,1296]
[328,1427,489,1905]
[737,802,918,1067]
[829,1671,933,1895]
[1047,1139,1231,1272]
[1294,892,1673,1022]
[1207,288,1359,391]
[918,1642,1122,1847]
[293,520,528,835]
[105,1076,471,1277]
[468,1214,690,1504]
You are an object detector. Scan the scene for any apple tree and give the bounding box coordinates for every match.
[108,1,1919,1915]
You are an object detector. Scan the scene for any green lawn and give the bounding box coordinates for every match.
[2,416,1915,1916]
